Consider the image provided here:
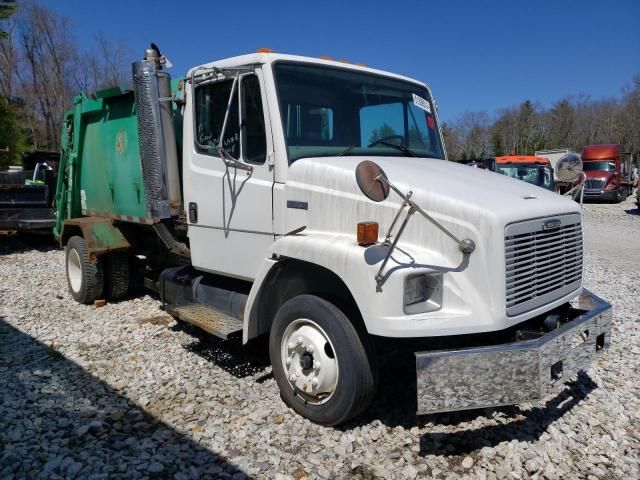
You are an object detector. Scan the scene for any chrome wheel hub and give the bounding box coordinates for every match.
[281,318,338,404]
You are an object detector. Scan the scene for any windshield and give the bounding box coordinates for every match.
[496,164,554,190]
[273,62,445,163]
[583,161,615,172]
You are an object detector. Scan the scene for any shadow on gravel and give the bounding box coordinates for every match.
[0,317,253,479]
[417,372,598,456]
[341,347,597,447]
[174,323,272,381]
[0,232,56,256]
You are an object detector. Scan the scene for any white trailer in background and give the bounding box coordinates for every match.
[535,149,581,192]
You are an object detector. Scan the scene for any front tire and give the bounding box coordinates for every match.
[65,236,104,304]
[269,295,376,426]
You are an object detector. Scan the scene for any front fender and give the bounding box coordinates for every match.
[243,231,477,341]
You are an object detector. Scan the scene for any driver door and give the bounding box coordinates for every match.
[185,69,275,280]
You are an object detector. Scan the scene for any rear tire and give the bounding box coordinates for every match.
[65,236,104,304]
[269,294,376,426]
[104,252,130,300]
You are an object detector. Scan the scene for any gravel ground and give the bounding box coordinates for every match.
[1,197,639,480]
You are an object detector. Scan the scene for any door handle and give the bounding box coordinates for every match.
[189,202,198,224]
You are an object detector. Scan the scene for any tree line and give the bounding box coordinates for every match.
[441,77,640,161]
[2,0,639,169]
[0,0,130,168]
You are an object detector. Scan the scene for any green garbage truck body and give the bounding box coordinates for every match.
[55,82,184,236]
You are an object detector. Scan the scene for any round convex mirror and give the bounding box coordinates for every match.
[355,160,390,202]
[556,153,583,182]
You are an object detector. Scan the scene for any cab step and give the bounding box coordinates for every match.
[166,303,243,340]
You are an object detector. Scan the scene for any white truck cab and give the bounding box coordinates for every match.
[59,49,612,426]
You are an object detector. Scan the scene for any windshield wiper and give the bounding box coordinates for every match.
[377,141,417,157]
[338,145,356,157]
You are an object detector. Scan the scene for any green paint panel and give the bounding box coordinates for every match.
[85,220,130,251]
[55,78,185,238]
[79,91,148,219]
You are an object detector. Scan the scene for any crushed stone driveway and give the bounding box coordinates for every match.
[1,196,639,479]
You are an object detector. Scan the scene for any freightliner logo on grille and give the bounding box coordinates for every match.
[542,219,562,231]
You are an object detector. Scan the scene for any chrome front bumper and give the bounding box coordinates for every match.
[416,289,612,415]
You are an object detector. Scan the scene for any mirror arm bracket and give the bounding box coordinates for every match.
[384,192,412,243]
[217,146,254,172]
[373,175,476,288]
[377,175,475,254]
[375,206,416,286]
[563,172,586,208]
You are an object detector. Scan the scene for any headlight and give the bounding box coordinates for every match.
[404,273,443,314]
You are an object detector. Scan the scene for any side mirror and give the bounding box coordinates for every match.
[556,153,583,182]
[355,160,390,202]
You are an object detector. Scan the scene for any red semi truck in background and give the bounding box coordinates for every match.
[581,144,633,203]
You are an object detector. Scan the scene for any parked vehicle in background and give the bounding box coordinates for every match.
[535,149,580,193]
[53,46,612,426]
[581,144,633,203]
[0,151,59,233]
[456,159,487,169]
[491,155,555,191]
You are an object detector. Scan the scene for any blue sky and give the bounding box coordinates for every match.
[42,0,639,121]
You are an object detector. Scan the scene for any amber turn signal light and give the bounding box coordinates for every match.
[357,222,378,246]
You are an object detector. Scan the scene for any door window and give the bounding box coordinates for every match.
[194,80,240,159]
[241,75,267,164]
[194,75,267,164]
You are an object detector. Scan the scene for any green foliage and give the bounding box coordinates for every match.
[0,0,16,38]
[408,127,426,148]
[490,131,504,156]
[368,123,397,144]
[0,97,28,169]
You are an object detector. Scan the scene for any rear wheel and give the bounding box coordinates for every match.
[65,236,104,304]
[269,294,376,426]
[104,252,130,300]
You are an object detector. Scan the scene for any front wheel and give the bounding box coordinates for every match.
[269,295,376,426]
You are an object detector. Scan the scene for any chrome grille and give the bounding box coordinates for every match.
[505,214,582,316]
[585,179,605,190]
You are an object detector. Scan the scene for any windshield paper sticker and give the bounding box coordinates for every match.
[412,94,432,113]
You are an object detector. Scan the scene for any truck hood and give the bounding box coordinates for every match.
[278,156,583,334]
[283,156,580,244]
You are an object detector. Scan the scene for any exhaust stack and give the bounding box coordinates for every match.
[132,46,181,219]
